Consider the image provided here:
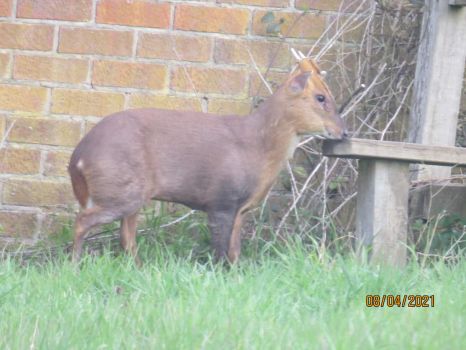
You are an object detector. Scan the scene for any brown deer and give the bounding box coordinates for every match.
[69,55,347,264]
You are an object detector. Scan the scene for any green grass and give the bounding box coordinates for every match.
[0,238,465,350]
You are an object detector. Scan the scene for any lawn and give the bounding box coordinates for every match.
[0,237,465,350]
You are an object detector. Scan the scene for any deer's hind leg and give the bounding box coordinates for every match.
[120,212,141,266]
[72,206,121,263]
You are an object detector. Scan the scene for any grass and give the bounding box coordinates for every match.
[1,234,465,350]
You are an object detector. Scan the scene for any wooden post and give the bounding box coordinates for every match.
[356,160,409,267]
[323,138,466,267]
[409,0,466,181]
[449,0,466,6]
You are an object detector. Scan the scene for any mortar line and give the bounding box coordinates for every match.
[12,0,18,19]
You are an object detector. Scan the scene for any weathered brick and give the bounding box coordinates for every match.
[0,115,5,141]
[129,94,202,111]
[97,0,170,28]
[0,85,48,112]
[93,60,167,90]
[41,212,73,236]
[0,53,10,78]
[252,10,326,39]
[85,120,98,134]
[171,67,247,95]
[3,179,74,207]
[138,33,212,63]
[249,70,288,97]
[44,150,72,177]
[14,55,89,84]
[0,0,12,16]
[175,4,250,35]
[296,0,367,12]
[327,14,366,42]
[296,0,342,11]
[0,147,41,174]
[0,23,54,51]
[7,117,81,147]
[17,0,92,21]
[52,89,125,117]
[208,98,251,116]
[0,211,38,238]
[218,0,288,7]
[214,39,290,69]
[59,27,133,56]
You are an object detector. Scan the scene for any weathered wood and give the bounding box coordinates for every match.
[449,0,466,6]
[356,160,409,267]
[409,0,466,180]
[410,184,466,219]
[322,138,466,166]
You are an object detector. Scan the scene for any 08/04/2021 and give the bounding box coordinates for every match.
[366,295,434,307]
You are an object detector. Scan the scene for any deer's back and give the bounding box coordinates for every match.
[69,109,262,211]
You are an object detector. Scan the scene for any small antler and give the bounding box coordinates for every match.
[290,48,301,61]
[290,48,328,77]
[290,48,308,61]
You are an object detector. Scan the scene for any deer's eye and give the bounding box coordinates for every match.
[316,94,326,103]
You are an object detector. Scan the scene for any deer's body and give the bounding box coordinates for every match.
[69,58,346,264]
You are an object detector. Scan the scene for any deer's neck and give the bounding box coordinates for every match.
[240,91,299,206]
[252,91,298,164]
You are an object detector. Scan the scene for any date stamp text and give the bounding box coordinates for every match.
[366,295,435,307]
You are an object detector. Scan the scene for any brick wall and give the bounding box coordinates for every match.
[0,0,355,241]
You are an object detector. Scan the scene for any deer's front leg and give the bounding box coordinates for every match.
[207,209,238,262]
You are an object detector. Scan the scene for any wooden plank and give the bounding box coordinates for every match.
[322,138,466,166]
[356,160,409,267]
[410,184,466,219]
[409,0,466,180]
[449,0,466,6]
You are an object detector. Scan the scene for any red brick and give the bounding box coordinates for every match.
[0,53,10,78]
[14,55,89,84]
[0,23,53,51]
[3,179,74,207]
[129,93,202,112]
[208,98,251,116]
[0,211,38,238]
[252,10,326,39]
[0,85,48,112]
[296,0,367,12]
[17,0,92,21]
[51,89,125,117]
[0,0,12,16]
[41,212,73,236]
[7,117,81,147]
[175,4,250,35]
[171,66,247,95]
[249,70,288,97]
[44,150,72,177]
[138,33,212,63]
[0,115,5,142]
[214,39,290,69]
[97,0,170,28]
[59,27,133,56]
[93,60,167,90]
[218,0,288,7]
[327,14,366,42]
[0,147,41,174]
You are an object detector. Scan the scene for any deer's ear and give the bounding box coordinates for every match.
[289,72,311,94]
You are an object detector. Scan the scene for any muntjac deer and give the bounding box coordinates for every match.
[69,54,347,264]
